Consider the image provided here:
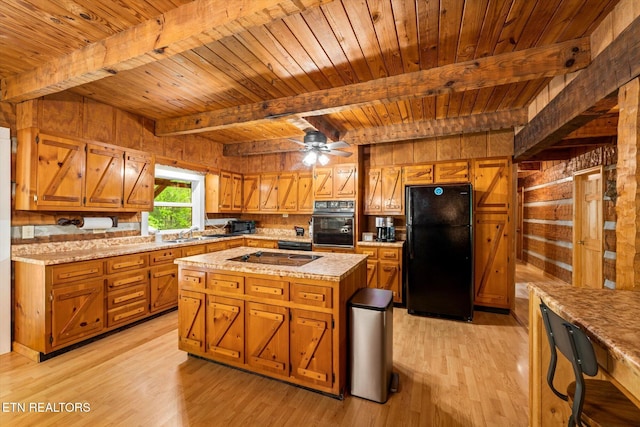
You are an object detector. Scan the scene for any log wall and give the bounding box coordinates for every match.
[519,145,618,287]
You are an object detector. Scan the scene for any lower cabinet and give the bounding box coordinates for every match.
[150,264,179,313]
[474,213,511,309]
[51,279,105,348]
[246,302,289,376]
[207,295,244,364]
[290,309,333,388]
[178,289,205,354]
[356,244,403,304]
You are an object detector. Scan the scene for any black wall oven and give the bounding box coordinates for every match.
[312,200,355,248]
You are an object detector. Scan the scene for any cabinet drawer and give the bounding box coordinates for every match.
[207,273,244,294]
[246,277,289,301]
[107,283,148,309]
[182,245,206,257]
[51,260,104,284]
[106,253,148,274]
[150,248,181,265]
[107,271,148,290]
[357,247,378,259]
[291,283,333,309]
[107,300,148,327]
[180,269,206,289]
[379,249,400,260]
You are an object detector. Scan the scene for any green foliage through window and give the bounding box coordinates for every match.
[149,179,193,230]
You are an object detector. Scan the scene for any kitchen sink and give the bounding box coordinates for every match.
[163,238,198,244]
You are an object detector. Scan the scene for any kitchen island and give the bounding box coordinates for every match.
[175,247,368,398]
[528,282,640,426]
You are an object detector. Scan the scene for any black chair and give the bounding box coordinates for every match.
[539,301,640,427]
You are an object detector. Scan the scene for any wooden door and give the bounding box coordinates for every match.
[260,173,279,211]
[574,167,603,288]
[231,173,243,212]
[123,150,154,211]
[379,261,401,303]
[382,167,403,214]
[178,290,205,353]
[150,264,178,312]
[364,168,382,214]
[474,213,510,309]
[207,295,244,364]
[205,173,220,213]
[435,161,469,183]
[218,171,233,211]
[36,133,85,208]
[474,158,511,212]
[51,279,104,348]
[85,143,124,209]
[297,172,314,213]
[242,174,260,212]
[334,164,356,197]
[365,260,378,288]
[278,173,298,211]
[246,302,289,376]
[313,167,333,198]
[290,309,333,388]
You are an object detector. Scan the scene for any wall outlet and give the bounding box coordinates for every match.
[282,213,289,218]
[22,225,35,239]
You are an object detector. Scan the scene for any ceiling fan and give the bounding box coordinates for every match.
[289,130,352,166]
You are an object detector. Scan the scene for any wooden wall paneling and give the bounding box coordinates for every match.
[461,132,488,159]
[83,99,115,142]
[163,136,185,161]
[0,100,16,129]
[140,117,165,157]
[39,93,83,137]
[391,141,414,166]
[436,134,461,160]
[487,129,514,157]
[115,110,143,150]
[412,137,437,163]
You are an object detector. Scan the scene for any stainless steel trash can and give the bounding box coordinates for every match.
[349,287,394,403]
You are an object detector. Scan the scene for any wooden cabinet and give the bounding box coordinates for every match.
[363,167,402,214]
[246,302,289,376]
[474,214,510,309]
[149,248,181,313]
[15,128,154,212]
[314,164,357,199]
[297,172,314,213]
[206,171,242,213]
[106,271,149,327]
[290,309,333,388]
[51,279,105,348]
[123,150,155,211]
[178,289,206,354]
[206,295,244,364]
[242,174,260,212]
[356,245,403,304]
[403,164,433,185]
[434,161,469,183]
[245,238,278,249]
[313,167,333,198]
[278,173,298,211]
[259,173,279,211]
[473,158,511,213]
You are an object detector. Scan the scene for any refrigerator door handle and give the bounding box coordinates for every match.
[407,190,414,260]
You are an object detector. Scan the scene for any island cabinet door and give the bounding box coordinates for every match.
[206,295,244,364]
[178,290,205,354]
[246,302,289,376]
[290,309,333,389]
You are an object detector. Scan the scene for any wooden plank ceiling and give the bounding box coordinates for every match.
[0,0,621,157]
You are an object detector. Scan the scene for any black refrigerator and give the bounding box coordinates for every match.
[405,184,473,321]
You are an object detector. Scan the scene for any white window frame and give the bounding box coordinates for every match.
[142,165,204,236]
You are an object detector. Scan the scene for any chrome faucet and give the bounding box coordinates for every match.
[179,226,198,240]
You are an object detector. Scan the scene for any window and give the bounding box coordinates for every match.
[143,165,204,234]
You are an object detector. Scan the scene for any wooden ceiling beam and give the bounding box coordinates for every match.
[0,0,334,103]
[514,15,640,161]
[222,109,527,156]
[564,116,618,139]
[155,38,590,136]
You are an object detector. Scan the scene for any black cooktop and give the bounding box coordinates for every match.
[227,251,322,267]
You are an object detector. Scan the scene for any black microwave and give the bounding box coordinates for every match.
[227,220,255,234]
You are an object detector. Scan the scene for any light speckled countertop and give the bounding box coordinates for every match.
[175,247,367,281]
[11,232,312,266]
[528,282,640,373]
[357,240,405,248]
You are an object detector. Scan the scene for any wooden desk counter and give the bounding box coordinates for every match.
[528,282,640,426]
[175,247,368,398]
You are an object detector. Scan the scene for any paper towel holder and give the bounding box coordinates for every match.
[57,216,118,228]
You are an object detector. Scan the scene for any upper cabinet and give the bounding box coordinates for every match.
[277,173,298,212]
[242,174,260,212]
[403,164,433,185]
[473,158,511,213]
[314,163,356,199]
[15,128,154,212]
[297,172,313,213]
[434,161,470,183]
[259,173,279,212]
[205,171,242,214]
[363,167,402,215]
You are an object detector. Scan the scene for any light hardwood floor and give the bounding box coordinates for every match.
[1,270,559,426]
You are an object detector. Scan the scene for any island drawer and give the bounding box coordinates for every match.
[291,283,332,308]
[207,273,244,294]
[180,269,206,289]
[107,283,148,309]
[51,260,104,284]
[106,253,148,274]
[246,277,289,301]
[149,248,181,265]
[107,300,148,327]
[107,270,148,290]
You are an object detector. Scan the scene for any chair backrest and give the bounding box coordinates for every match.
[539,301,599,426]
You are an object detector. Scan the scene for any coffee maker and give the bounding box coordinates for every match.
[375,217,395,242]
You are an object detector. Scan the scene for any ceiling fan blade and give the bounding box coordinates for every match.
[326,149,352,157]
[288,138,307,146]
[324,140,349,149]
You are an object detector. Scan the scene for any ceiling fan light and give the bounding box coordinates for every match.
[318,153,330,165]
[302,150,317,166]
